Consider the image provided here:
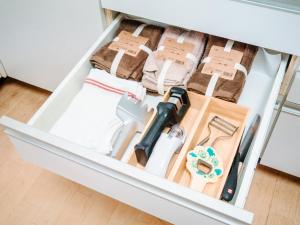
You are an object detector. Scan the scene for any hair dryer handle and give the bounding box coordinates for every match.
[145,133,183,177]
[134,110,171,166]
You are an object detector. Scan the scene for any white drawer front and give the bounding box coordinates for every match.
[101,0,300,56]
[2,119,252,225]
[0,14,290,225]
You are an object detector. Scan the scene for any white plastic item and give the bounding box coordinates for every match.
[145,126,185,177]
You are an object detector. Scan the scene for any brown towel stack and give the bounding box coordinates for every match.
[90,19,164,81]
[142,26,206,94]
[187,36,258,103]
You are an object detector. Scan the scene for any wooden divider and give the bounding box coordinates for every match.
[126,91,249,199]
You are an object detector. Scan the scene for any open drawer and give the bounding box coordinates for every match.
[0,14,289,225]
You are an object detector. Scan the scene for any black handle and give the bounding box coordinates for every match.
[240,114,261,162]
[135,103,176,166]
[221,114,261,201]
[221,152,240,202]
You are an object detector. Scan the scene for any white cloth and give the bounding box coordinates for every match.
[50,68,146,154]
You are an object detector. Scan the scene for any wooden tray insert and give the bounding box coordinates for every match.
[126,91,249,199]
[168,97,249,198]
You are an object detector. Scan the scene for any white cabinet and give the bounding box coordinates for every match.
[1,0,300,224]
[261,58,300,176]
[261,106,300,177]
[0,0,106,91]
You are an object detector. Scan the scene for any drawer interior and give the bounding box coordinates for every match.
[15,14,289,208]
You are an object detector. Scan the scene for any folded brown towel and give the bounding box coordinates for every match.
[142,26,206,94]
[187,36,258,103]
[90,19,164,81]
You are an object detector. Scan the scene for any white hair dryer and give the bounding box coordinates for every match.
[145,125,185,177]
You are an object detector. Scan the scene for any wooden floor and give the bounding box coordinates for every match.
[0,79,299,225]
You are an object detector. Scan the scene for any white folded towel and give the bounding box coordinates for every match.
[50,68,146,154]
